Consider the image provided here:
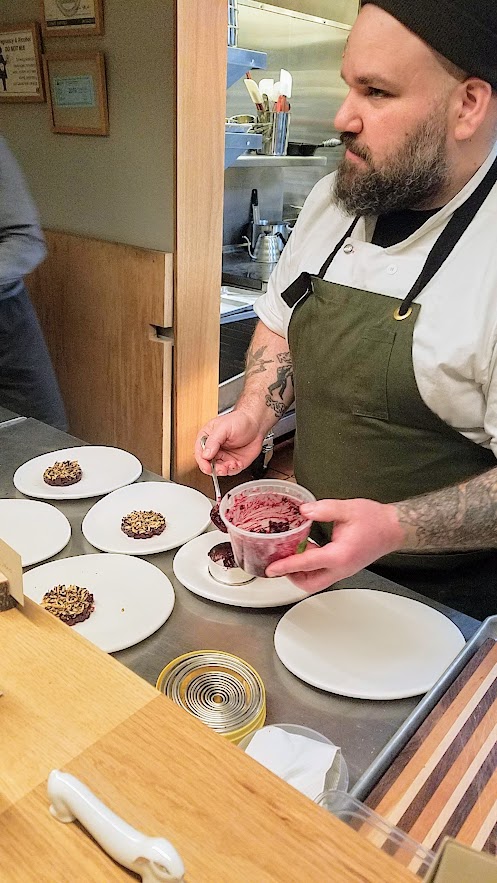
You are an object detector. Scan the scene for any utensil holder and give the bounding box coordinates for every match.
[260,111,291,156]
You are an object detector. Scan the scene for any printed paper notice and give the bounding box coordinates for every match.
[53,75,96,108]
[43,0,97,29]
[0,30,41,96]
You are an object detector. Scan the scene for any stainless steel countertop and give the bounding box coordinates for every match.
[0,404,27,428]
[0,417,480,787]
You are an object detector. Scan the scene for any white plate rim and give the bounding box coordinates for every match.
[172,530,307,607]
[0,498,71,567]
[13,445,142,500]
[274,588,465,700]
[22,552,175,653]
[81,481,212,554]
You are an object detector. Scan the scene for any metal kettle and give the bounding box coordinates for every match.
[243,221,292,263]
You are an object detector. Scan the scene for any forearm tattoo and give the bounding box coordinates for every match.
[265,352,293,417]
[246,345,273,378]
[396,467,497,552]
[245,345,294,417]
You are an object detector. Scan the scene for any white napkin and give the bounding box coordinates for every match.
[245,726,341,800]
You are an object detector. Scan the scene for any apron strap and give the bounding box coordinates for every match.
[281,216,360,309]
[398,155,497,316]
[281,154,497,313]
[317,216,360,279]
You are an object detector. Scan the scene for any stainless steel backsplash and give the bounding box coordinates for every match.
[224,0,354,245]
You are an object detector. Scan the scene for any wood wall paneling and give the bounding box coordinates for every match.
[174,0,227,493]
[27,231,173,476]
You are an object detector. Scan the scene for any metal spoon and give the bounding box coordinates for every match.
[200,436,227,532]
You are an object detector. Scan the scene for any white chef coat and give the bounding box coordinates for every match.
[254,142,497,457]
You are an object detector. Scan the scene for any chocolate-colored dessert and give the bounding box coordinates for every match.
[121,509,166,539]
[43,460,83,487]
[207,541,254,585]
[41,584,95,626]
[210,502,227,533]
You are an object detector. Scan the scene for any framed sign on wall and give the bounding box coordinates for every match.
[0,22,45,102]
[43,51,109,135]
[40,0,104,38]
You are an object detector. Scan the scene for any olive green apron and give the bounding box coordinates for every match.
[283,158,497,619]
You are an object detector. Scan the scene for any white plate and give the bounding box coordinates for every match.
[23,554,175,652]
[0,499,71,567]
[173,530,307,607]
[274,589,465,700]
[13,446,142,500]
[82,481,212,555]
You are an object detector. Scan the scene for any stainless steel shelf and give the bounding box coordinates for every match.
[227,46,267,88]
[225,131,263,169]
[234,154,328,168]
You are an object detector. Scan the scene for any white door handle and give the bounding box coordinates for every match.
[48,770,185,882]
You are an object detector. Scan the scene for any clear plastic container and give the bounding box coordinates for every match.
[239,723,349,793]
[219,479,315,578]
[316,791,436,879]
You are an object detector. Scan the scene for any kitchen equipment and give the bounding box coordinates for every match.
[228,0,238,47]
[261,110,291,156]
[274,590,465,700]
[352,615,497,804]
[362,634,497,857]
[156,650,266,745]
[244,221,292,261]
[227,114,256,129]
[248,220,293,246]
[250,188,260,226]
[287,138,342,156]
[173,530,307,608]
[244,230,285,263]
[279,68,292,98]
[200,435,225,530]
[48,770,186,882]
[244,77,264,111]
[258,78,274,100]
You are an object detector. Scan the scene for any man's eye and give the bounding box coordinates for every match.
[366,87,389,98]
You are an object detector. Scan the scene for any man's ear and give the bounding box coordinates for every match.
[453,78,493,141]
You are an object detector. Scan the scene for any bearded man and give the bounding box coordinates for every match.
[196,0,497,619]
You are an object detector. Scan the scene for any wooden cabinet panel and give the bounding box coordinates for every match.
[27,231,173,476]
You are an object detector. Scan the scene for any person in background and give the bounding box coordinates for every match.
[196,0,497,620]
[0,136,66,430]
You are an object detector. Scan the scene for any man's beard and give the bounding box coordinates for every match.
[333,109,450,216]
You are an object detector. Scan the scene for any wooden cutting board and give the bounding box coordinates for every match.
[366,638,497,858]
[0,599,418,882]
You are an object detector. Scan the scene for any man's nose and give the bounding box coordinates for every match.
[334,92,362,135]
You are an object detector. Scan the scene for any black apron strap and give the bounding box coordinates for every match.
[281,216,359,308]
[398,155,497,315]
[316,216,360,279]
[281,154,497,313]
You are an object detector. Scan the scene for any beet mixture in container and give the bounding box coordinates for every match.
[220,483,314,578]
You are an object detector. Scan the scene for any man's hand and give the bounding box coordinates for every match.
[266,498,405,591]
[195,410,265,477]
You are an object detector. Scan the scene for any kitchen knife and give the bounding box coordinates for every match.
[251,189,260,226]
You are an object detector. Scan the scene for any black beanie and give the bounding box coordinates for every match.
[362,0,497,90]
